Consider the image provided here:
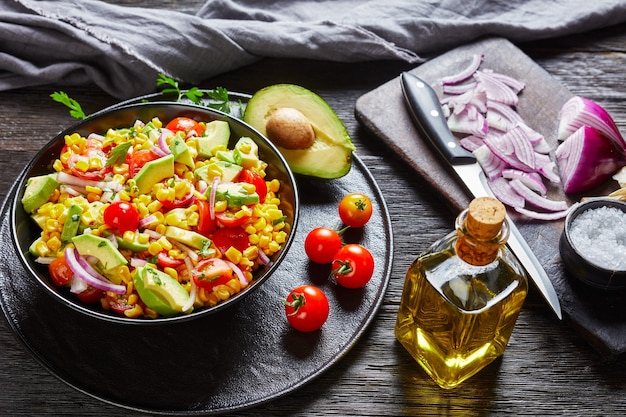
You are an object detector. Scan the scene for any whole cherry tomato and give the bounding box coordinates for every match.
[304,227,343,264]
[166,117,205,136]
[331,244,375,289]
[284,285,329,332]
[338,193,373,228]
[191,258,234,290]
[48,255,73,287]
[239,169,268,203]
[103,201,140,233]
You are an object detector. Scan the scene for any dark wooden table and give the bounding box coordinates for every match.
[2,3,626,416]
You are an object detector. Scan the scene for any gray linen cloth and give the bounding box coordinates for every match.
[2,0,626,99]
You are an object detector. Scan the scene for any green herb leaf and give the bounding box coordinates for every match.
[206,87,232,113]
[50,91,87,119]
[184,87,204,105]
[106,142,133,167]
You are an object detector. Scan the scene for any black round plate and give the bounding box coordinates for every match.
[0,152,393,414]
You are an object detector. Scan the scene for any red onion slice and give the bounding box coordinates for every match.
[223,259,248,285]
[441,54,484,85]
[509,179,568,212]
[64,247,127,294]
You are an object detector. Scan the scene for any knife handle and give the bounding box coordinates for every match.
[400,72,476,165]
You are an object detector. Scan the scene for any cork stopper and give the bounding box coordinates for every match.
[456,197,507,266]
[466,197,506,240]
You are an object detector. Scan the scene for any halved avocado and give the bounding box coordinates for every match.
[243,84,355,179]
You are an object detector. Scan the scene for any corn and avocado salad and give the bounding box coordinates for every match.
[21,116,290,319]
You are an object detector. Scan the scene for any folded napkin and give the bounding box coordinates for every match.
[2,0,626,99]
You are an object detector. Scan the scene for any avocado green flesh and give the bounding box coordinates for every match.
[132,266,191,316]
[72,233,127,272]
[243,84,355,179]
[60,203,84,242]
[134,154,175,194]
[21,174,59,213]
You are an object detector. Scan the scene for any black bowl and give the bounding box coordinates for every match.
[10,102,299,324]
[560,198,626,290]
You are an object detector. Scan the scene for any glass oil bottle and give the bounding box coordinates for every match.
[395,197,528,389]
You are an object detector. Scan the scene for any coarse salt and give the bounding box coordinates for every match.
[569,206,626,270]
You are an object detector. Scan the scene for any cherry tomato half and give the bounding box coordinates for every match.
[157,251,184,268]
[127,149,160,178]
[212,226,250,255]
[104,294,135,314]
[284,285,330,332]
[331,244,375,289]
[103,201,140,233]
[304,227,343,264]
[49,255,73,287]
[65,139,112,181]
[215,210,251,228]
[338,193,373,228]
[191,258,233,290]
[196,199,217,236]
[239,169,267,203]
[166,117,205,136]
[75,285,105,304]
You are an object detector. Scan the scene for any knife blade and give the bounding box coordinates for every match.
[400,71,562,320]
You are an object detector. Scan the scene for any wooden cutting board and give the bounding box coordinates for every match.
[355,36,626,359]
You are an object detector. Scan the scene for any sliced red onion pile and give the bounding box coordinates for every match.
[440,54,569,220]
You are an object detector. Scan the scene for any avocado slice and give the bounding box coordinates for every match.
[60,203,84,242]
[243,84,355,179]
[21,174,59,213]
[169,133,195,169]
[194,160,243,183]
[164,226,211,250]
[233,136,260,169]
[197,120,230,158]
[132,265,192,316]
[72,233,128,272]
[133,153,175,194]
[211,182,259,208]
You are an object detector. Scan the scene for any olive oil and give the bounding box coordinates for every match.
[395,197,527,389]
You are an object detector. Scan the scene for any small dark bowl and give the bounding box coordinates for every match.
[10,102,299,324]
[560,198,626,290]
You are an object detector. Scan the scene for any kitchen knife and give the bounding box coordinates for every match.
[400,71,562,320]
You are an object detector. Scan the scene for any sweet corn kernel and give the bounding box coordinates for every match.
[53,160,64,172]
[148,241,163,256]
[214,200,228,212]
[243,245,258,260]
[157,236,173,251]
[47,236,62,252]
[275,231,287,244]
[124,304,143,318]
[248,234,260,245]
[268,241,280,253]
[128,293,139,305]
[259,235,271,249]
[164,267,178,280]
[225,246,242,264]
[268,179,280,193]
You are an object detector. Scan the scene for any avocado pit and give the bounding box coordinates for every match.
[265,107,315,150]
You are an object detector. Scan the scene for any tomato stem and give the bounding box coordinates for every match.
[283,292,306,316]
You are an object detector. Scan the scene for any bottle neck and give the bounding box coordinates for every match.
[454,208,510,266]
